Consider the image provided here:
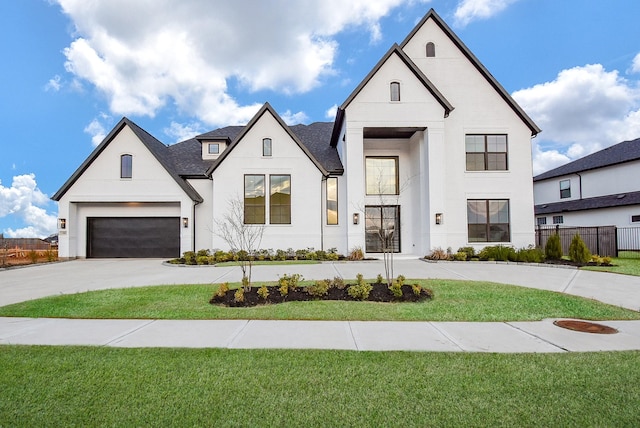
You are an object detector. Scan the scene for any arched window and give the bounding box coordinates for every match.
[120,154,132,178]
[390,81,400,102]
[426,42,435,57]
[262,138,272,156]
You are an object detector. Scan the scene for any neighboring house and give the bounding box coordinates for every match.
[533,137,640,228]
[53,9,540,259]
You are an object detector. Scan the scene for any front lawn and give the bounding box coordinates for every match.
[1,279,637,321]
[582,256,640,276]
[1,346,639,427]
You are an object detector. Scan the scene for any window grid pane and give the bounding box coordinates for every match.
[244,175,265,224]
[467,199,510,243]
[270,175,291,224]
[208,144,219,154]
[326,177,338,225]
[366,157,398,195]
[121,154,132,179]
[560,180,571,199]
[465,135,508,171]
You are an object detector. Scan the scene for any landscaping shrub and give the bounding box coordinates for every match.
[411,283,423,296]
[45,249,57,262]
[478,245,515,262]
[591,255,603,266]
[376,274,384,284]
[568,234,591,264]
[213,250,231,263]
[234,288,244,303]
[27,250,38,264]
[426,247,449,260]
[197,249,210,258]
[275,249,287,261]
[307,280,330,297]
[215,282,230,298]
[347,273,372,300]
[457,246,476,260]
[453,251,467,261]
[514,246,545,263]
[257,285,269,300]
[602,256,612,265]
[326,248,340,261]
[388,280,403,298]
[196,256,209,265]
[348,246,364,261]
[331,276,346,290]
[545,233,563,260]
[183,251,197,265]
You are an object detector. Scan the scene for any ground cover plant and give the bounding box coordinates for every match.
[582,256,640,277]
[1,346,639,427]
[1,279,638,322]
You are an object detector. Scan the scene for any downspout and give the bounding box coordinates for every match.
[320,175,327,251]
[192,201,198,252]
[576,173,583,199]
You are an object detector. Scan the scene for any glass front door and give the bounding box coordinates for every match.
[365,205,400,253]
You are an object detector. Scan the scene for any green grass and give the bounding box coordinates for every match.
[1,346,639,427]
[1,279,638,321]
[582,257,640,276]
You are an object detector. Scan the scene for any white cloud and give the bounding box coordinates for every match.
[45,75,62,92]
[280,110,309,125]
[631,52,640,74]
[454,0,519,26]
[56,0,408,127]
[325,104,338,120]
[0,174,57,239]
[84,117,108,146]
[163,121,205,144]
[513,63,640,174]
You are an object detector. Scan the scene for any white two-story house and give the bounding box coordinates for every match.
[53,9,540,259]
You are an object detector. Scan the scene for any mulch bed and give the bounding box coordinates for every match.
[210,282,433,307]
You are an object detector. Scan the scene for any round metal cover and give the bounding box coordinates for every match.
[553,320,618,334]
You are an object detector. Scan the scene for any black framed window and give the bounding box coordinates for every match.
[553,215,564,224]
[560,180,571,199]
[365,157,399,195]
[244,175,265,224]
[465,135,508,171]
[120,154,132,179]
[326,177,338,225]
[208,143,219,154]
[467,199,510,242]
[263,138,272,157]
[426,42,435,57]
[390,81,400,101]
[537,217,547,225]
[631,215,640,223]
[269,175,291,224]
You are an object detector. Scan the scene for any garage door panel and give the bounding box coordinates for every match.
[88,217,180,258]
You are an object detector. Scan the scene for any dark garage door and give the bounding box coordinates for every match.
[87,217,180,258]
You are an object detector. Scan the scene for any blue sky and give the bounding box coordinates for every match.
[2,0,640,238]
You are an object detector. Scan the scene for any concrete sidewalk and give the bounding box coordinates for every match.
[2,317,640,353]
[1,258,640,352]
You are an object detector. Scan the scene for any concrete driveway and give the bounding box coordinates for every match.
[1,258,639,310]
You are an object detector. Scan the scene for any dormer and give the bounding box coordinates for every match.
[197,136,230,160]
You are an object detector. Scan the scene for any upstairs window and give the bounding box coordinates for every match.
[208,143,220,155]
[465,135,508,171]
[426,42,436,57]
[366,157,399,195]
[390,81,401,102]
[120,154,132,179]
[263,138,272,157]
[560,180,571,199]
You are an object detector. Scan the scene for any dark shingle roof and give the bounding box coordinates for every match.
[534,190,640,215]
[534,138,640,181]
[290,122,343,174]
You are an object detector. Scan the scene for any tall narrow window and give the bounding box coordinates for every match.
[244,175,265,224]
[120,154,132,179]
[366,157,399,195]
[467,199,510,242]
[263,138,272,157]
[465,135,508,171]
[426,42,436,57]
[270,175,291,224]
[390,81,400,102]
[560,180,571,199]
[326,177,338,225]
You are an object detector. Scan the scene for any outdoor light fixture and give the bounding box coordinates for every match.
[58,218,66,230]
[353,213,360,225]
[182,217,189,228]
[435,213,443,225]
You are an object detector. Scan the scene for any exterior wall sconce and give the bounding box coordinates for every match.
[353,213,360,225]
[435,213,443,225]
[182,217,189,228]
[58,218,66,230]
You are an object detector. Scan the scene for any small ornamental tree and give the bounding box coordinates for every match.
[568,234,591,264]
[545,233,563,260]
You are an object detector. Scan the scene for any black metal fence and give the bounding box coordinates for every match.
[535,225,640,259]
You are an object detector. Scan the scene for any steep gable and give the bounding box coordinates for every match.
[400,8,540,136]
[206,103,331,176]
[52,117,202,202]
